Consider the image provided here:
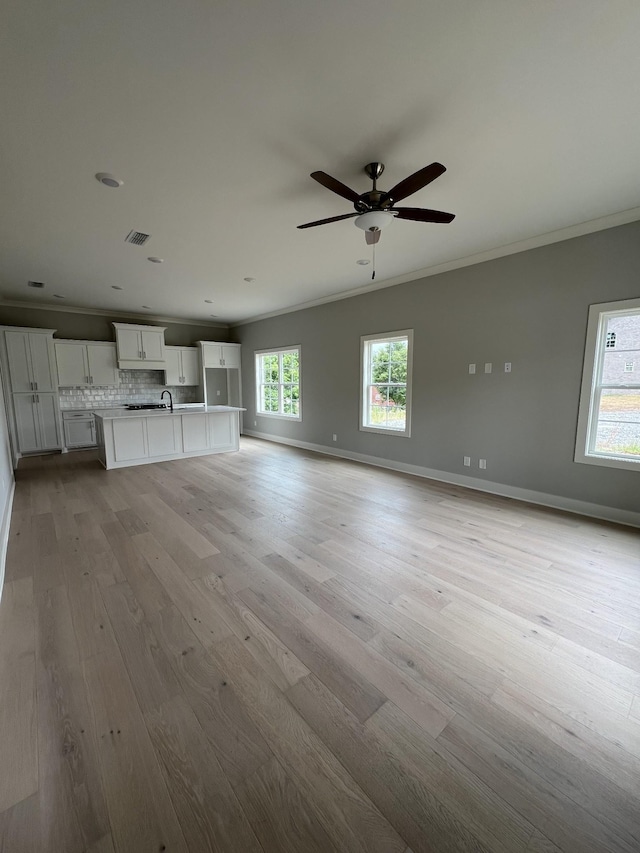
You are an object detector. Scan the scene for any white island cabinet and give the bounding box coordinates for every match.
[94,406,243,470]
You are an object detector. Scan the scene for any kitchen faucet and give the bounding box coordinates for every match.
[161,390,173,412]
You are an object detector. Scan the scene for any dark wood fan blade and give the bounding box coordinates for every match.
[297,212,359,229]
[365,229,381,245]
[393,207,455,223]
[388,163,446,203]
[310,171,361,203]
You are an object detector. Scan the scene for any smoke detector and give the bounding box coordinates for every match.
[96,172,123,188]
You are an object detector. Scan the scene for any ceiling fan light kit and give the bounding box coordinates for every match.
[354,210,395,231]
[298,161,455,245]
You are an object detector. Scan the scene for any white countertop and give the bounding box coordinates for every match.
[94,405,245,420]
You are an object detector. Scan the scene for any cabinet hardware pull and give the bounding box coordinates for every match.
[90,376,93,384]
[143,351,146,359]
[34,381,38,390]
[36,394,39,403]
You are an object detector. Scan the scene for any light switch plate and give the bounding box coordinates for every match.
[468,363,476,374]
[484,363,492,374]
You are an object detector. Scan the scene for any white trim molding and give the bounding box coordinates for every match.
[0,480,16,601]
[243,430,640,529]
[575,296,640,472]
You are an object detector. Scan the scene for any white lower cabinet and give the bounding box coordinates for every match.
[62,411,97,448]
[147,415,181,456]
[97,409,240,469]
[13,393,60,453]
[182,414,209,452]
[113,418,147,462]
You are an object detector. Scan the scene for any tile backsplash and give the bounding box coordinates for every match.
[58,369,201,410]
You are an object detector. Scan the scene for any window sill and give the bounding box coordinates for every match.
[574,451,640,472]
[360,424,411,438]
[257,412,302,422]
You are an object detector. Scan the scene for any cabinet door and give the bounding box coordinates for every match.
[141,329,164,361]
[221,344,241,369]
[163,348,182,385]
[117,328,143,361]
[64,418,96,448]
[113,418,147,462]
[147,416,181,457]
[208,412,234,449]
[36,395,61,448]
[202,344,223,368]
[87,344,119,385]
[5,332,33,391]
[181,348,200,385]
[29,334,56,391]
[55,343,89,386]
[182,414,210,452]
[13,394,40,452]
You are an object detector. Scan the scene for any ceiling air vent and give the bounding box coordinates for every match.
[124,230,151,246]
[27,280,45,288]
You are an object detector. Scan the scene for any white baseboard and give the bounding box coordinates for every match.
[242,430,640,529]
[0,480,16,602]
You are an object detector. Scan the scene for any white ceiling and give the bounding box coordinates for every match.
[2,0,640,326]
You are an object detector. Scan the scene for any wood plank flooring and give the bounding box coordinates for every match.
[0,437,639,853]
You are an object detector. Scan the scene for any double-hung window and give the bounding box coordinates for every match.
[255,346,301,420]
[361,330,413,436]
[575,297,640,470]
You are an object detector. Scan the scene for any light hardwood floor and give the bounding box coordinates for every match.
[0,437,639,853]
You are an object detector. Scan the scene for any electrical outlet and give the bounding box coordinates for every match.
[468,363,476,374]
[479,458,487,469]
[253,420,257,427]
[332,434,337,442]
[484,362,492,374]
[463,456,471,467]
[216,389,221,396]
[504,362,512,373]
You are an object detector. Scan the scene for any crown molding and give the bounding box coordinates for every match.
[0,299,229,329]
[233,205,640,327]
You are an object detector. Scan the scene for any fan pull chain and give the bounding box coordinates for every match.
[372,241,376,280]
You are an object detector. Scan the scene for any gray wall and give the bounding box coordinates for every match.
[234,220,640,514]
[0,306,234,347]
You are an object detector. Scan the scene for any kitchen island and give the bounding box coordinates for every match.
[94,405,244,469]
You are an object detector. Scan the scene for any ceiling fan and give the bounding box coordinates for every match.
[297,162,455,245]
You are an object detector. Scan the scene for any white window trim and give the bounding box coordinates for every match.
[255,345,302,421]
[360,329,413,437]
[575,297,640,472]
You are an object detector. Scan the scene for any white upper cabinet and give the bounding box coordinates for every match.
[181,347,200,385]
[55,341,119,387]
[113,323,166,368]
[199,341,241,369]
[5,330,56,391]
[164,346,200,386]
[88,344,119,385]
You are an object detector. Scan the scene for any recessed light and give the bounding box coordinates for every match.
[27,280,45,288]
[141,305,151,309]
[243,277,255,283]
[53,294,65,299]
[96,172,124,188]
[111,285,123,290]
[147,256,164,264]
[204,299,213,304]
[356,259,370,266]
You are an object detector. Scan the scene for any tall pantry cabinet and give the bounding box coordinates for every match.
[0,327,61,458]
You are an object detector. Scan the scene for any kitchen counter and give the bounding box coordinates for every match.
[94,404,242,420]
[94,406,245,469]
